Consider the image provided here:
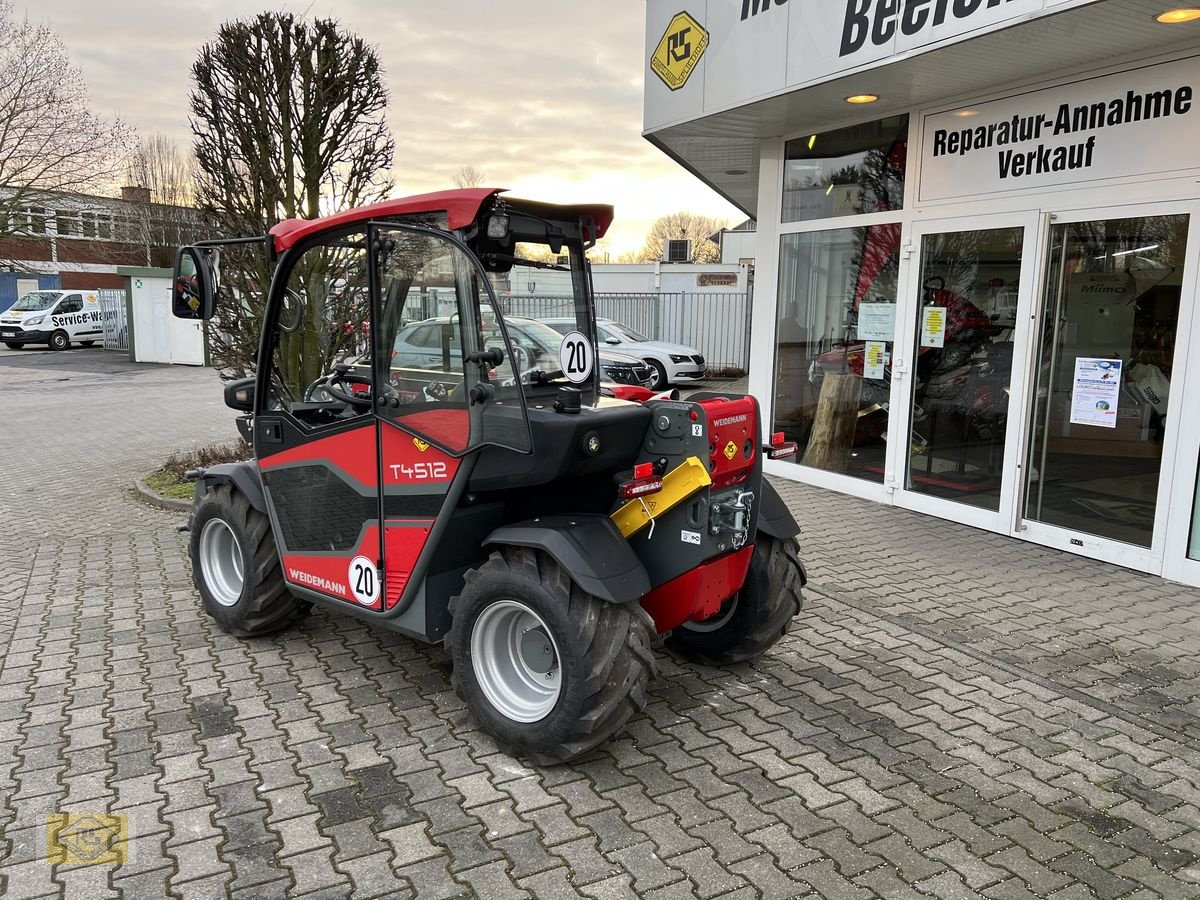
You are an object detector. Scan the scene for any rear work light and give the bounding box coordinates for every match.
[765,432,799,460]
[620,462,664,499]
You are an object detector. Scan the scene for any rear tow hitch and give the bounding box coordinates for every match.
[710,490,753,549]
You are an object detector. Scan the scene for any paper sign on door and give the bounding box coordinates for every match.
[857,303,896,341]
[920,307,946,348]
[1070,357,1122,428]
[863,341,886,380]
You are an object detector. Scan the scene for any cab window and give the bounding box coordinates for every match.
[266,229,371,426]
[57,295,84,314]
[373,226,530,455]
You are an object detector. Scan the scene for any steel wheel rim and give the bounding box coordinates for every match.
[471,600,561,723]
[681,593,739,633]
[199,518,244,607]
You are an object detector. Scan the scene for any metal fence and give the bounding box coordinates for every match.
[499,291,752,372]
[98,289,128,352]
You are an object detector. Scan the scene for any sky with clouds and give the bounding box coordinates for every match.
[31,0,741,255]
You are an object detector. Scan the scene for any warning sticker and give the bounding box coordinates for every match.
[650,11,708,92]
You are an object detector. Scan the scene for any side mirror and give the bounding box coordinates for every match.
[173,246,219,320]
[223,377,255,412]
[605,337,621,345]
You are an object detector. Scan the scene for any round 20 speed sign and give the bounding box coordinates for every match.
[558,331,594,384]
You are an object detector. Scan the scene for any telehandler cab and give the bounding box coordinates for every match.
[173,189,806,763]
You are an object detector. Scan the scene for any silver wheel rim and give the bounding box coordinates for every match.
[199,518,244,608]
[650,365,664,389]
[681,594,739,633]
[471,600,561,723]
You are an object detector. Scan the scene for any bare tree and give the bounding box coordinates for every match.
[123,133,200,266]
[128,134,197,208]
[452,165,486,189]
[190,12,396,378]
[0,1,131,249]
[634,212,727,264]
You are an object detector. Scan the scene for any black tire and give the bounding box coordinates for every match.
[647,358,668,390]
[49,330,69,351]
[80,340,95,347]
[668,535,804,665]
[447,547,657,764]
[189,483,307,637]
[4,342,19,350]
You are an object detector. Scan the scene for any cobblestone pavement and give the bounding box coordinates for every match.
[4,348,1200,899]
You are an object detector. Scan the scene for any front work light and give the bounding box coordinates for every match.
[486,214,510,239]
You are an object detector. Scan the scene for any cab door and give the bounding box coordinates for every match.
[369,224,531,621]
[254,228,384,611]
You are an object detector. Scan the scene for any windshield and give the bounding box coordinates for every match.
[502,317,570,350]
[11,291,59,311]
[610,322,649,342]
[481,235,602,392]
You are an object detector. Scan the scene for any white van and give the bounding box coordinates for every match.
[0,289,106,350]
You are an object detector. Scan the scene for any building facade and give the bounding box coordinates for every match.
[0,187,196,312]
[644,0,1200,586]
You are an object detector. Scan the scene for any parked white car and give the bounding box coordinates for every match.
[543,318,705,390]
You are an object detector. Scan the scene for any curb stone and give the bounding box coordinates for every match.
[133,477,193,513]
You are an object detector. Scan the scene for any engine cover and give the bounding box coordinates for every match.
[617,395,764,631]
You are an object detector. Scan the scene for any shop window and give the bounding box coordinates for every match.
[783,115,908,223]
[772,225,902,482]
[1025,214,1188,548]
[1191,463,1200,560]
[904,227,1024,512]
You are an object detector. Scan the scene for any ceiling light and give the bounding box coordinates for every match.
[807,135,817,149]
[825,184,834,196]
[954,109,978,117]
[845,94,879,104]
[1156,8,1200,22]
[724,168,748,175]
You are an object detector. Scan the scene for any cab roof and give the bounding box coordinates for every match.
[269,188,614,253]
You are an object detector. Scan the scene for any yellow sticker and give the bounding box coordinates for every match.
[650,11,708,92]
[724,440,737,460]
[412,438,430,453]
[86,294,97,303]
[46,813,127,866]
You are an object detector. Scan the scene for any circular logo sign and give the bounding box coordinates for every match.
[558,331,594,384]
[347,556,379,606]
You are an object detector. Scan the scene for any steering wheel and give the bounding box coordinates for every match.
[511,345,534,380]
[322,365,375,409]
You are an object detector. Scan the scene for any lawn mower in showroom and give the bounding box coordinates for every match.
[172,188,806,763]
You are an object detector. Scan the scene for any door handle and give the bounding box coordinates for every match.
[258,420,282,444]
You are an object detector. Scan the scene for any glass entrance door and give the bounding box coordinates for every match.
[891,213,1041,530]
[1021,210,1192,565]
